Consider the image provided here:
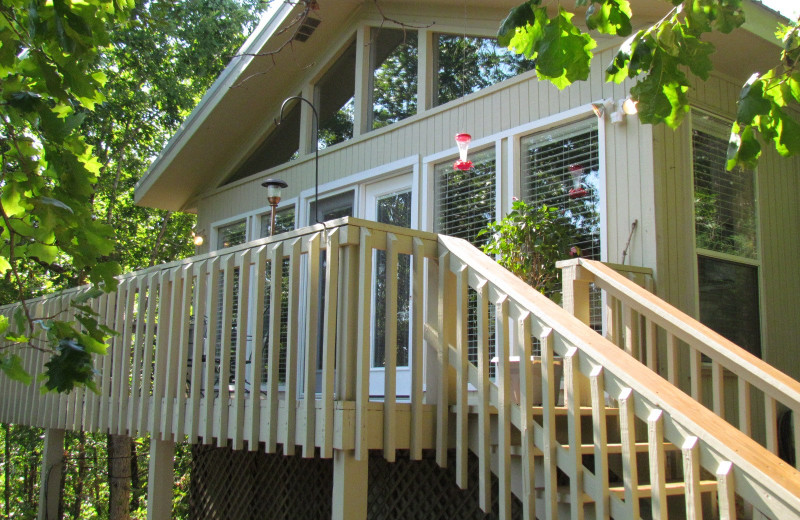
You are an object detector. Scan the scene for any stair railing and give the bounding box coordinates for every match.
[435,234,800,519]
[558,257,800,469]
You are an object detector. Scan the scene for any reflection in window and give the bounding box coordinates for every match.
[373,190,412,369]
[259,205,296,238]
[434,34,534,107]
[371,28,417,129]
[520,119,601,330]
[693,113,757,259]
[225,102,300,184]
[698,256,761,357]
[216,220,247,250]
[317,40,356,148]
[434,148,496,370]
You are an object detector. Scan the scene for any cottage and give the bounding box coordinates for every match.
[4,0,800,518]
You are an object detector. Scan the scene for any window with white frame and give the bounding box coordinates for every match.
[520,119,602,329]
[434,146,497,367]
[259,205,296,238]
[216,219,247,250]
[317,39,356,148]
[692,112,761,357]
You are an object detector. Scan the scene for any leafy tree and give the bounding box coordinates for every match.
[0,0,133,390]
[497,0,800,169]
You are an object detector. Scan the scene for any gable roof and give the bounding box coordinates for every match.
[134,0,785,212]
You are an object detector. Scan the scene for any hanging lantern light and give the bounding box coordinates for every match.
[453,133,473,171]
[568,164,587,199]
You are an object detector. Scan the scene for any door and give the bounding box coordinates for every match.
[364,175,413,398]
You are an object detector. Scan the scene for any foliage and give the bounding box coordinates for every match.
[498,0,800,169]
[0,0,264,392]
[480,199,581,302]
[0,0,132,389]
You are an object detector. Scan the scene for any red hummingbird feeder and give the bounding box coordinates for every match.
[453,133,473,171]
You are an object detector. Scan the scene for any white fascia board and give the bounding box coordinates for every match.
[134,1,299,204]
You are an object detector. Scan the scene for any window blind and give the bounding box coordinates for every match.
[692,114,757,259]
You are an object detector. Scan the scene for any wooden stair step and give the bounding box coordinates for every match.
[608,480,718,499]
[508,441,677,456]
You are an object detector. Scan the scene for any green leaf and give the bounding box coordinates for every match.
[72,286,104,304]
[88,261,121,291]
[498,1,540,47]
[736,74,772,125]
[0,316,8,335]
[586,0,632,36]
[0,256,11,275]
[0,354,34,385]
[39,196,75,214]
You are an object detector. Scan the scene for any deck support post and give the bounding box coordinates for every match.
[332,449,368,520]
[37,428,64,520]
[147,435,175,520]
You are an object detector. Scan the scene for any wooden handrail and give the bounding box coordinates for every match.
[439,234,800,518]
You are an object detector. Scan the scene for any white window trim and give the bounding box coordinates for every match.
[209,196,298,252]
[688,108,765,351]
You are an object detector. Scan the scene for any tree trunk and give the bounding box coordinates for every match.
[3,423,10,519]
[107,434,132,520]
[129,439,140,512]
[68,432,87,518]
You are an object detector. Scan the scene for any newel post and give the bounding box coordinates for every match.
[556,259,593,326]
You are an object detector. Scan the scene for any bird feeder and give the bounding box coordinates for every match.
[453,133,473,171]
[568,164,587,199]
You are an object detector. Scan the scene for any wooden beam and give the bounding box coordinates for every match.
[37,428,64,520]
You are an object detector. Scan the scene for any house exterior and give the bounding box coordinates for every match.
[3,1,800,519]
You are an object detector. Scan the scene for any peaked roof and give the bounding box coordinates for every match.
[134,0,784,212]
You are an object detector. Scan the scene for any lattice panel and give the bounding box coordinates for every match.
[368,450,522,519]
[190,444,332,520]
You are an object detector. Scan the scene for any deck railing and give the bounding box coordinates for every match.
[2,219,800,519]
[558,257,800,468]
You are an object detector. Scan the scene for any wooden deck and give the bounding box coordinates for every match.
[2,218,800,519]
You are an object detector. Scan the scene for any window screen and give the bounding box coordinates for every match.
[693,113,757,259]
[520,119,602,329]
[434,147,496,369]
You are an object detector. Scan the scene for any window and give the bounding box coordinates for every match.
[317,40,356,148]
[693,114,757,259]
[434,147,496,246]
[216,219,247,250]
[224,102,300,185]
[370,28,417,129]
[434,34,534,107]
[434,147,497,367]
[520,119,602,328]
[692,112,761,356]
[259,205,296,238]
[520,119,601,260]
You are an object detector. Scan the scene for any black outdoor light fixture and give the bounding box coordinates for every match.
[261,178,288,236]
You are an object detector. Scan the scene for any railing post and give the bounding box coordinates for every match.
[556,259,593,326]
[147,435,175,520]
[37,428,64,520]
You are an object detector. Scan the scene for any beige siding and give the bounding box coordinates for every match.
[196,47,658,280]
[653,72,800,379]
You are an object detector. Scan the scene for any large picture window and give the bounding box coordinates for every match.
[692,112,761,356]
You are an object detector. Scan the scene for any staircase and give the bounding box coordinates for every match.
[1,217,799,519]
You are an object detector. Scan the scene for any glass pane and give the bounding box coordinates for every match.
[698,255,761,357]
[216,220,247,250]
[434,149,496,370]
[371,28,417,129]
[435,34,534,106]
[259,206,296,238]
[317,40,356,148]
[373,190,412,368]
[434,147,496,246]
[693,114,757,259]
